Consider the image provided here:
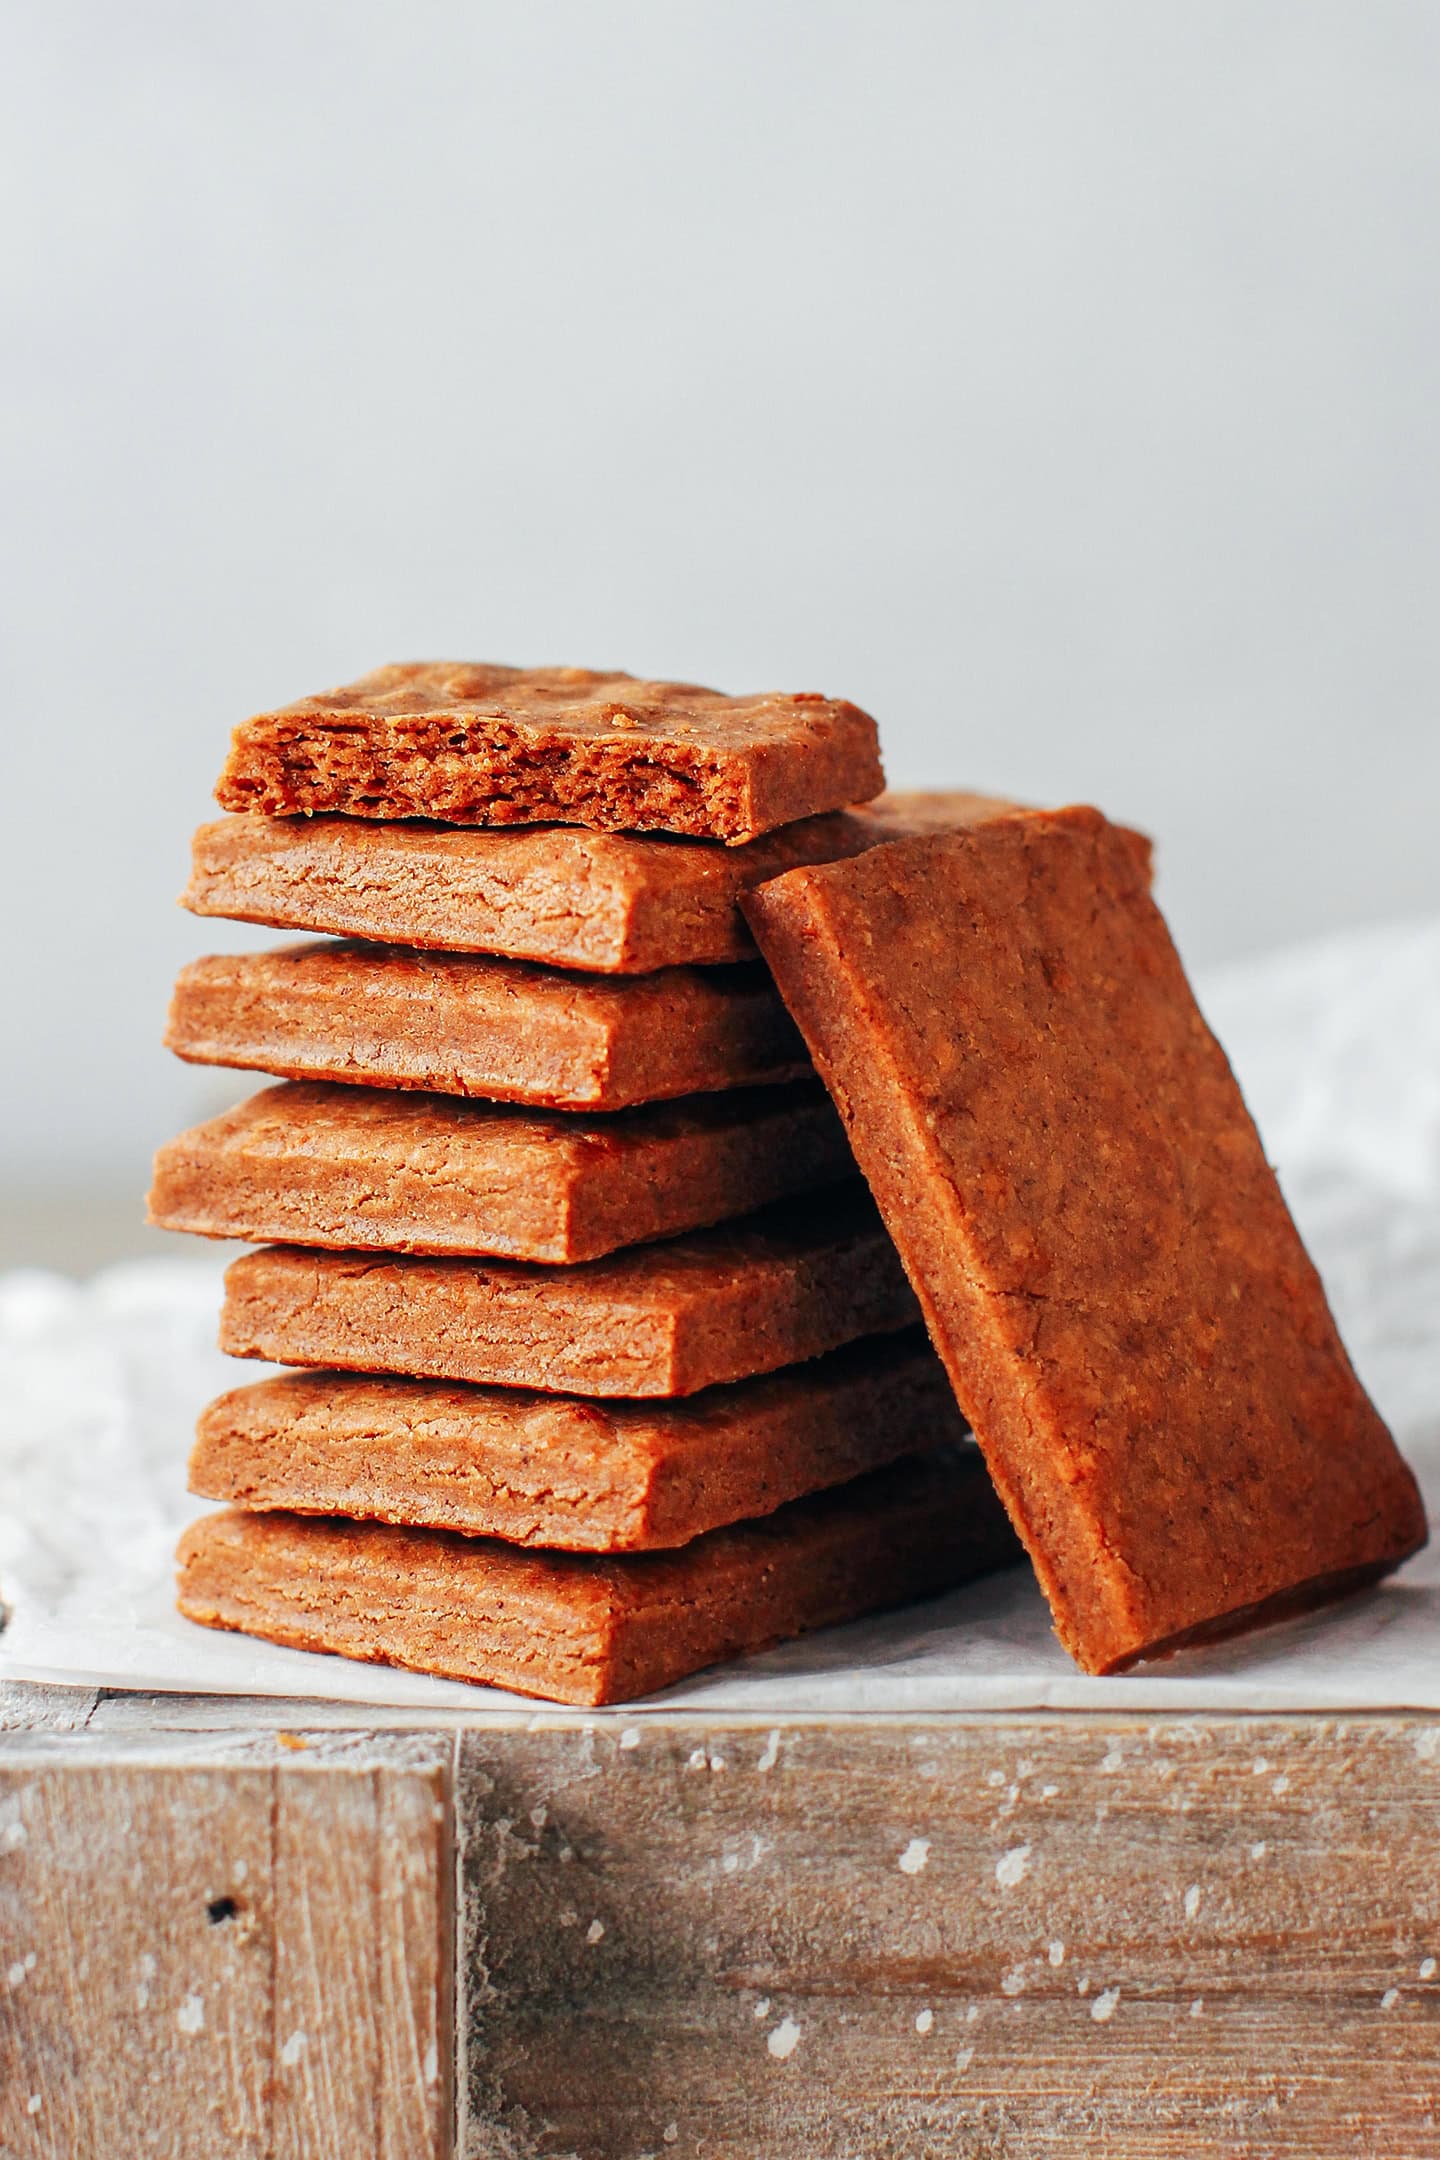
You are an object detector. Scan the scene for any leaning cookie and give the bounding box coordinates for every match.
[743,806,1428,1674]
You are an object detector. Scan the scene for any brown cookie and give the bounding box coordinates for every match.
[213,661,884,844]
[182,792,1023,973]
[742,807,1427,1674]
[164,943,807,1111]
[149,1079,852,1264]
[189,1330,964,1549]
[176,1443,1020,1704]
[218,1186,918,1399]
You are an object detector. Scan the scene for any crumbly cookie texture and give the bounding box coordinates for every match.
[176,1443,1019,1705]
[182,790,1023,974]
[217,1185,919,1400]
[742,806,1428,1675]
[187,1329,963,1551]
[148,1078,852,1265]
[164,942,807,1111]
[214,661,885,844]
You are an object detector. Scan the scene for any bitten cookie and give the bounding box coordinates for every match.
[214,661,885,844]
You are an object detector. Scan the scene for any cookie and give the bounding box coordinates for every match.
[189,1330,962,1549]
[149,1079,851,1264]
[176,1443,1018,1704]
[213,661,884,844]
[218,1186,918,1398]
[742,807,1428,1673]
[165,943,806,1111]
[182,793,1022,973]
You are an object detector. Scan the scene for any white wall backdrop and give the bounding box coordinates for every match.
[3,2,1438,1245]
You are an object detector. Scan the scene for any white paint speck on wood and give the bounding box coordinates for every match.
[767,2018,801,2060]
[995,1844,1031,1889]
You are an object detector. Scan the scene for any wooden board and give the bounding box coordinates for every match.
[5,1688,1440,2155]
[0,1708,452,2160]
[457,1713,1440,2159]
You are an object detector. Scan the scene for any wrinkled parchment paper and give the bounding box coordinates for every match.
[3,916,1437,1712]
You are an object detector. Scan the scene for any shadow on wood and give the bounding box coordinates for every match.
[458,1714,1440,2159]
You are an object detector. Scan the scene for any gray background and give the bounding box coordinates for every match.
[4,2,1438,1267]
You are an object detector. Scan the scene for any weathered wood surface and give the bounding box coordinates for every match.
[459,1714,1440,2159]
[0,1683,98,1735]
[0,1717,453,2160]
[6,1691,1440,2156]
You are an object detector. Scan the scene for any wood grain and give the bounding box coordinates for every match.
[8,1693,1440,2156]
[0,1725,453,2160]
[458,1714,1440,2159]
[0,1683,97,1734]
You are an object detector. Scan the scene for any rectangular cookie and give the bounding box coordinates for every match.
[189,1329,964,1550]
[176,1443,1019,1704]
[742,807,1428,1674]
[181,792,1023,974]
[213,661,884,844]
[219,1186,919,1398]
[148,1079,853,1264]
[164,942,807,1110]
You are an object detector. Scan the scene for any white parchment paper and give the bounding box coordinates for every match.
[3,916,1438,1714]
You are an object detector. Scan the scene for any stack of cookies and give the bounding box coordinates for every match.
[156,660,1428,1699]
[152,664,1021,1703]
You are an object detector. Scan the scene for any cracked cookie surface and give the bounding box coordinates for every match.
[214,660,885,844]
